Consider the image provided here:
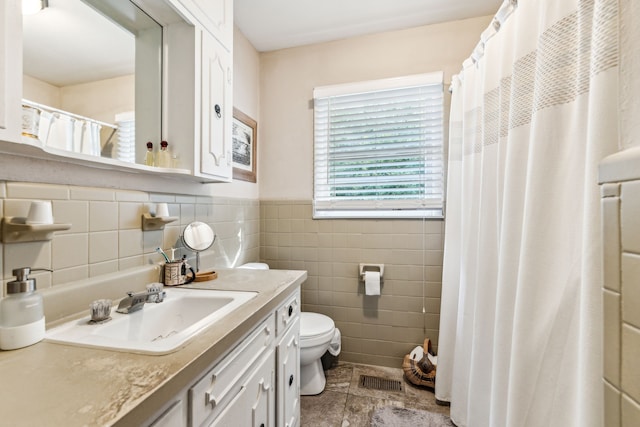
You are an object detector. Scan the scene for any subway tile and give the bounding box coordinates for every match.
[290,219,304,233]
[604,381,621,427]
[179,203,195,225]
[304,219,319,233]
[115,190,148,202]
[52,234,89,270]
[89,201,118,232]
[89,231,118,264]
[278,204,292,219]
[602,197,621,292]
[318,221,332,233]
[3,199,33,218]
[6,182,69,200]
[176,195,197,204]
[143,230,164,254]
[149,194,176,203]
[622,393,640,427]
[89,260,119,277]
[118,202,144,230]
[53,200,88,234]
[0,182,6,198]
[3,241,51,279]
[278,219,292,233]
[52,266,88,286]
[70,187,115,201]
[622,180,640,254]
[622,324,640,403]
[163,225,182,250]
[118,255,144,271]
[603,290,621,387]
[119,229,143,258]
[622,253,640,329]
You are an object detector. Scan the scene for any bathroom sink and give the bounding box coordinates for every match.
[45,288,257,355]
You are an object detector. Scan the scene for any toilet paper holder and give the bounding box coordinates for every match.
[359,263,384,281]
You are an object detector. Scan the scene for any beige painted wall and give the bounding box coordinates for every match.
[259,15,492,199]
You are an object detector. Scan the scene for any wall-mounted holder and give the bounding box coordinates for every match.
[141,213,178,231]
[359,263,384,281]
[1,217,71,243]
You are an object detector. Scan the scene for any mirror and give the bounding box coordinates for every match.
[182,222,216,272]
[22,0,162,164]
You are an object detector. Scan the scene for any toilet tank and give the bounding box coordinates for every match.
[238,263,269,270]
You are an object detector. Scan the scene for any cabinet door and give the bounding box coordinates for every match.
[148,400,186,427]
[0,0,22,143]
[278,317,300,427]
[200,29,232,181]
[209,350,275,427]
[249,350,275,427]
[180,0,233,48]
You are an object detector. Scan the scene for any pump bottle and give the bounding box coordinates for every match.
[0,267,46,350]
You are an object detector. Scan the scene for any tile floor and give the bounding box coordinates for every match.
[300,361,451,426]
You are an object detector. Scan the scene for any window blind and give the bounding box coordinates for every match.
[313,72,445,218]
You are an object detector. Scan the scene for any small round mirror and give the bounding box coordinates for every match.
[182,222,215,272]
[182,221,215,252]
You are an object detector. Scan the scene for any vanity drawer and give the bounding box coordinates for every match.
[189,314,276,427]
[276,289,300,337]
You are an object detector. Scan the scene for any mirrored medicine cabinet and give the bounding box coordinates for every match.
[22,0,162,166]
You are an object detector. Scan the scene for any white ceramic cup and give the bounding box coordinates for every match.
[26,201,53,225]
[156,202,169,218]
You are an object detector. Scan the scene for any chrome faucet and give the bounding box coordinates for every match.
[116,289,166,314]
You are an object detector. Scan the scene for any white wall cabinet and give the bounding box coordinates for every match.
[199,29,233,180]
[175,0,233,49]
[0,0,235,184]
[0,0,22,144]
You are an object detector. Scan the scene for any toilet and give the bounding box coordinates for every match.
[238,262,341,395]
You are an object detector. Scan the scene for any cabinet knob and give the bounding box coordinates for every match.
[289,374,294,387]
[214,104,221,118]
[260,424,265,427]
[288,305,293,317]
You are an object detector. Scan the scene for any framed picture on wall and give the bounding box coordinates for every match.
[232,108,257,183]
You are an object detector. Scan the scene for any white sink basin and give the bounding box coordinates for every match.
[45,288,257,355]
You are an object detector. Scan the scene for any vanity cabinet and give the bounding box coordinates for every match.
[145,288,301,427]
[276,290,301,427]
[0,0,21,144]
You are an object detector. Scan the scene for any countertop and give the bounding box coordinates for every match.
[0,268,306,427]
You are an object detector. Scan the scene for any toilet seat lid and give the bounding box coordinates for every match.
[300,312,334,338]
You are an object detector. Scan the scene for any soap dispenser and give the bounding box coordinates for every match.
[0,267,46,350]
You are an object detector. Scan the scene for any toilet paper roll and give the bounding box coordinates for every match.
[364,270,381,296]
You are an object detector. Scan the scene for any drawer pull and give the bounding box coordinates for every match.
[288,305,293,317]
[289,374,294,387]
[260,379,271,392]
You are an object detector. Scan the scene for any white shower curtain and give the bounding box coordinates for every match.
[437,0,619,426]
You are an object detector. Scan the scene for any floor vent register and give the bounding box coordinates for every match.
[359,375,403,392]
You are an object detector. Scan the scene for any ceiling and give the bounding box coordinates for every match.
[22,0,503,88]
[234,0,503,52]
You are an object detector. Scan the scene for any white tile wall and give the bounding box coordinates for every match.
[602,180,640,426]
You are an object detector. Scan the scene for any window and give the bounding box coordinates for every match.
[313,72,445,219]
